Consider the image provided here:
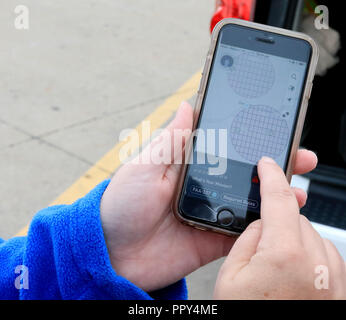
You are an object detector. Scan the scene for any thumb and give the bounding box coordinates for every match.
[137,101,193,173]
[220,220,262,278]
[166,100,194,165]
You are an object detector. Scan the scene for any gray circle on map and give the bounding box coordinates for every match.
[230,105,289,164]
[227,53,275,98]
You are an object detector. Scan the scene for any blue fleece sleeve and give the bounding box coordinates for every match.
[0,180,187,300]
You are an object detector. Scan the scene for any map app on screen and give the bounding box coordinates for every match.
[199,43,307,167]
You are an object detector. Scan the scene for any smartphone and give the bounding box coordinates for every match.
[172,18,319,236]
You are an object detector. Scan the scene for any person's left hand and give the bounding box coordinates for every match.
[100,101,318,292]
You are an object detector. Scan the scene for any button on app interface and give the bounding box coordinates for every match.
[181,39,308,229]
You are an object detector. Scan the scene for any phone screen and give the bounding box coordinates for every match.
[179,24,312,232]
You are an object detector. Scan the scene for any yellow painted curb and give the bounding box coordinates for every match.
[14,71,201,237]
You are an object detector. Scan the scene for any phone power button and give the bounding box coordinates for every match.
[307,82,313,99]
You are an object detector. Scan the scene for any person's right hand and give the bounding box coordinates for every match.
[100,102,317,293]
[214,156,346,300]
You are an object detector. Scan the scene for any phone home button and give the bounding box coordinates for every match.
[217,209,235,226]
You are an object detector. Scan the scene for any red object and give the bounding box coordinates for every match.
[210,0,255,33]
[252,175,259,184]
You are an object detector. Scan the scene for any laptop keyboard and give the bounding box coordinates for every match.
[301,193,346,230]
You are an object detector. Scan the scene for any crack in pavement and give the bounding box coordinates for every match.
[0,89,186,151]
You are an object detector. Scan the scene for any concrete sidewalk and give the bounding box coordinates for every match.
[0,0,222,299]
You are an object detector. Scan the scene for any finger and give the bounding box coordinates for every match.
[138,101,193,174]
[292,187,307,208]
[293,149,318,175]
[322,238,346,287]
[257,156,302,247]
[164,103,194,181]
[165,162,183,183]
[299,215,328,263]
[165,101,193,163]
[221,220,262,278]
[189,227,237,266]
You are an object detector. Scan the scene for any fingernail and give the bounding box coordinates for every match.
[261,156,276,164]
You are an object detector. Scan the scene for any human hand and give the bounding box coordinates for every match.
[100,102,318,292]
[214,157,346,300]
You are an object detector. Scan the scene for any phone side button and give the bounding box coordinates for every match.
[194,226,207,231]
[198,64,208,94]
[307,82,313,99]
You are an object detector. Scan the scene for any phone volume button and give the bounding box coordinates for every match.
[199,61,209,94]
[201,61,208,77]
[197,74,205,95]
[197,83,202,95]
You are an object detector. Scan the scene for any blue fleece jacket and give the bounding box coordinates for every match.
[0,180,187,300]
